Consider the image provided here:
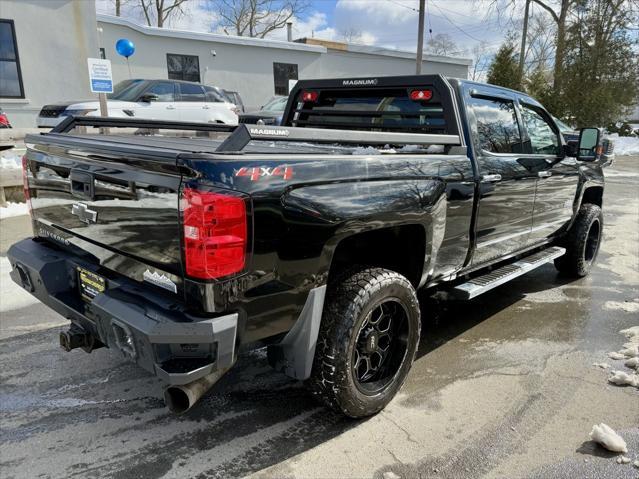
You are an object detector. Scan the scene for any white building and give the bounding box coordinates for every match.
[97,15,471,112]
[0,0,99,128]
[0,0,471,128]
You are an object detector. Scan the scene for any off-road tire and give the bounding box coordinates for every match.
[554,203,603,277]
[306,267,421,418]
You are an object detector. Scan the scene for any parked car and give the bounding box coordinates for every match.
[239,95,288,125]
[223,90,245,113]
[0,107,11,128]
[10,75,605,418]
[36,79,239,127]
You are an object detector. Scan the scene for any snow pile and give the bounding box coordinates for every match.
[608,133,639,156]
[0,202,28,220]
[604,326,639,388]
[351,146,381,155]
[617,456,631,464]
[592,362,610,369]
[607,370,639,387]
[620,326,639,339]
[1,155,21,170]
[625,357,639,370]
[589,423,628,453]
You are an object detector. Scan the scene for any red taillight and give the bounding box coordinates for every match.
[22,156,32,214]
[181,187,247,279]
[0,113,9,127]
[409,89,433,101]
[300,90,319,102]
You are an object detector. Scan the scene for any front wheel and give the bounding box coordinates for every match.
[555,203,603,277]
[306,268,421,418]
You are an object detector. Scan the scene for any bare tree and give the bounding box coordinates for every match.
[523,13,556,75]
[108,0,132,16]
[212,0,309,38]
[136,0,188,28]
[469,42,491,81]
[426,33,458,56]
[339,27,362,44]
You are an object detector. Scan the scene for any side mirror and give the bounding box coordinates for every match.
[577,127,601,162]
[139,93,159,103]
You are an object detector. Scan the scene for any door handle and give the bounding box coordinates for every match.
[538,171,552,178]
[166,105,176,110]
[202,105,210,109]
[481,174,502,182]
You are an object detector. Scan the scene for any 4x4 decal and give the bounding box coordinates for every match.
[235,166,293,181]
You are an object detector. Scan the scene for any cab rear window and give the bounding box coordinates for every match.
[290,87,448,134]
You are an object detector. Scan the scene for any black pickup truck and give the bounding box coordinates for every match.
[9,75,606,417]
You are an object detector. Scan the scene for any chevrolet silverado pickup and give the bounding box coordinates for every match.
[8,75,606,417]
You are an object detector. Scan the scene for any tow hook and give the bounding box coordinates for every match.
[59,324,104,353]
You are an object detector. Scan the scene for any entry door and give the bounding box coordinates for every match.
[518,102,580,243]
[135,81,178,121]
[467,95,537,266]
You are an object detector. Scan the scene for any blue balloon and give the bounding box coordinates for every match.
[115,39,135,58]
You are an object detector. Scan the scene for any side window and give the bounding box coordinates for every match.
[469,96,522,154]
[520,104,560,155]
[204,86,224,102]
[179,83,206,102]
[144,82,175,102]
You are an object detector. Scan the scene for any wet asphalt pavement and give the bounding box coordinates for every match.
[0,157,638,479]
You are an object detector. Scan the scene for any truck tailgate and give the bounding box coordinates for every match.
[24,134,184,293]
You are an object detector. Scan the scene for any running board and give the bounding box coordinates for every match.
[451,246,566,300]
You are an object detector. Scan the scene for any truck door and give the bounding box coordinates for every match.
[517,102,579,244]
[466,93,537,266]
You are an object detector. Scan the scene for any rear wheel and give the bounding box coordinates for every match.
[306,267,420,418]
[554,203,603,277]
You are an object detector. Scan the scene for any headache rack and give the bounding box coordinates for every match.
[51,116,465,154]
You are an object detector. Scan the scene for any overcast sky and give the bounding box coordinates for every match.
[96,0,530,59]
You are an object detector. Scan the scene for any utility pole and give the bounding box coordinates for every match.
[416,0,426,74]
[518,0,531,84]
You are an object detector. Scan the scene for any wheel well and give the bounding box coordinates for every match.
[329,225,426,287]
[582,186,603,208]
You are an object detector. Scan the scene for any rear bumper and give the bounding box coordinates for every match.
[7,238,237,385]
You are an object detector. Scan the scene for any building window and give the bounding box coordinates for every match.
[0,19,24,98]
[273,62,298,96]
[167,54,200,82]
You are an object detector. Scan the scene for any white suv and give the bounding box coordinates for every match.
[37,79,239,127]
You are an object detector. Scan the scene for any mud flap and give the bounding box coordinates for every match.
[267,285,326,380]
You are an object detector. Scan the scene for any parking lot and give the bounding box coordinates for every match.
[0,156,637,479]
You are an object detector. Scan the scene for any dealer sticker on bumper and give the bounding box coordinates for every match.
[78,267,106,301]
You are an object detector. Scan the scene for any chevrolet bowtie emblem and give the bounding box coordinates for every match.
[71,202,98,224]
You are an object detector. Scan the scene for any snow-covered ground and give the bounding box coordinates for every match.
[608,134,639,156]
[0,256,39,312]
[0,147,24,169]
[0,202,28,220]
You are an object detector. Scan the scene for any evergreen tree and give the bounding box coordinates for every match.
[486,42,521,90]
[559,0,639,127]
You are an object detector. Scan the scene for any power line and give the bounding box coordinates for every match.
[385,0,419,12]
[430,2,485,42]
